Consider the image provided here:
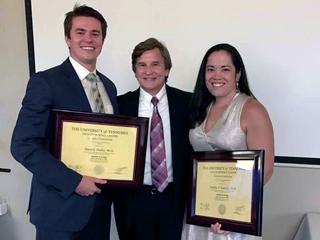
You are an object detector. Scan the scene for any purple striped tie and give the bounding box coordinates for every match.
[150,97,168,192]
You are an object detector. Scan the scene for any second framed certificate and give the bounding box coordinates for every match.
[52,110,148,188]
[187,150,264,236]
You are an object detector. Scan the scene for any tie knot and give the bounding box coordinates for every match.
[86,73,97,83]
[151,97,159,106]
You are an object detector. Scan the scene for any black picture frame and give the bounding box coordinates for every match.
[52,109,148,188]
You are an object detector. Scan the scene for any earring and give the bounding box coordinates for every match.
[236,81,240,93]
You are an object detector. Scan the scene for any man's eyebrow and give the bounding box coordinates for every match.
[74,28,101,33]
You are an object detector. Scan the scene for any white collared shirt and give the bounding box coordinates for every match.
[69,56,114,114]
[138,85,173,185]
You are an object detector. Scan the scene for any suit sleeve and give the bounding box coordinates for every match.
[11,73,82,199]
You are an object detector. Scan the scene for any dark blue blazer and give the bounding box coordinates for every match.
[116,85,191,237]
[11,59,119,231]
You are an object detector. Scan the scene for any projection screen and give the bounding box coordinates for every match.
[25,0,320,165]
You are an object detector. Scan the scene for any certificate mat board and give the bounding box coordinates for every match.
[187,150,264,236]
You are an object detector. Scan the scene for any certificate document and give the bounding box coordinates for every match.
[61,121,137,180]
[195,161,254,222]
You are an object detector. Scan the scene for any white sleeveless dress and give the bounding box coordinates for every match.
[181,93,261,240]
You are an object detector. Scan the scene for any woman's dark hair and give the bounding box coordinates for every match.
[189,43,255,128]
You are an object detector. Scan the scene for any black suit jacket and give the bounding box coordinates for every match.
[11,59,119,231]
[116,85,192,238]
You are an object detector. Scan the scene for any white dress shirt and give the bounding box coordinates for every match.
[69,56,114,114]
[138,85,173,185]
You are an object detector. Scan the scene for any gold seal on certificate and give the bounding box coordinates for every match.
[187,150,264,236]
[218,204,226,215]
[51,110,148,188]
[94,165,105,175]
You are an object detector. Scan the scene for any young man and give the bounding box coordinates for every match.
[117,38,192,240]
[11,5,118,240]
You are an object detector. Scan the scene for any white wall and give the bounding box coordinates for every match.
[1,0,320,240]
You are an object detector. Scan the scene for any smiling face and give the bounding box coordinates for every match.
[65,16,104,72]
[134,48,170,96]
[205,50,241,100]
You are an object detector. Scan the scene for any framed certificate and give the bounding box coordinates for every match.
[187,150,264,236]
[51,109,148,188]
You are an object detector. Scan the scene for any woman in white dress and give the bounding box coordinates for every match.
[182,43,274,240]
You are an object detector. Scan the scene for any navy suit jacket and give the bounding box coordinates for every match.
[11,59,119,231]
[116,85,192,237]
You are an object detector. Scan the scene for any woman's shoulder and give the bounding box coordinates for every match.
[241,97,271,127]
[243,98,267,113]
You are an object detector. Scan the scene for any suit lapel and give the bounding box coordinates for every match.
[166,85,180,159]
[129,89,140,116]
[60,59,92,112]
